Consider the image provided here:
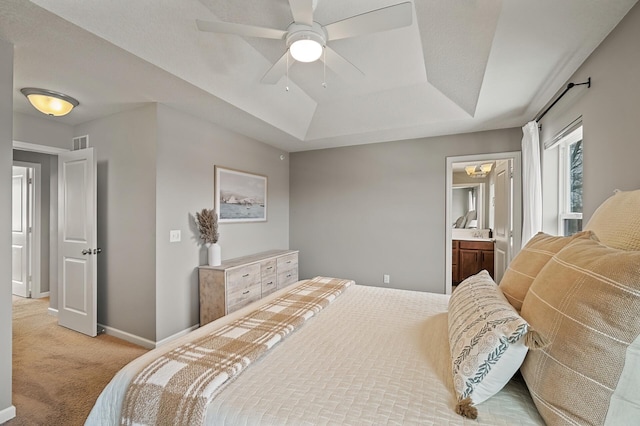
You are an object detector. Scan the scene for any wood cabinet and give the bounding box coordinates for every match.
[452,240,460,284]
[457,240,494,282]
[198,249,299,326]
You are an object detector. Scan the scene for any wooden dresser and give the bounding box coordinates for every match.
[198,249,299,326]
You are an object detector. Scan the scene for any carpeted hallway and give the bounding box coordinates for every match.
[8,296,148,426]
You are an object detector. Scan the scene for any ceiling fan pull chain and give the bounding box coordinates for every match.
[322,47,327,89]
[286,50,290,92]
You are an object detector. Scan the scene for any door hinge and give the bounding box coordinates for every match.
[28,178,33,184]
[28,227,32,233]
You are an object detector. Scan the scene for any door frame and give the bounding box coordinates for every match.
[12,161,41,298]
[445,151,522,294]
[13,140,70,304]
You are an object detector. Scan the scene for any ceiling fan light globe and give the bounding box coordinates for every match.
[290,39,323,62]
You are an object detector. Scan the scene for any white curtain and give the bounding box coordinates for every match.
[521,121,542,246]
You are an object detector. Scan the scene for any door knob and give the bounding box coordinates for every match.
[93,248,102,255]
[82,249,92,255]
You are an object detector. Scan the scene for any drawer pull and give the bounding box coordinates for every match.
[242,273,250,278]
[242,290,250,295]
[286,274,292,278]
[267,266,273,270]
[286,261,291,264]
[267,281,274,285]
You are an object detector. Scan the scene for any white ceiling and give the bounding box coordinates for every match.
[2,0,637,152]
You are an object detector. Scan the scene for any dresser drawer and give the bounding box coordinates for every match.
[277,253,298,271]
[261,259,276,277]
[227,263,261,293]
[277,268,298,289]
[227,282,261,313]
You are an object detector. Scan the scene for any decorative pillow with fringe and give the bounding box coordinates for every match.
[448,270,546,419]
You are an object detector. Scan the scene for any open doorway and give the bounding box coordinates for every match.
[12,161,42,299]
[12,142,66,314]
[445,151,522,294]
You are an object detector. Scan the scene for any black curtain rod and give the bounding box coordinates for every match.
[535,77,591,122]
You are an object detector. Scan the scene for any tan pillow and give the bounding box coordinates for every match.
[498,231,596,311]
[585,189,640,250]
[520,237,640,425]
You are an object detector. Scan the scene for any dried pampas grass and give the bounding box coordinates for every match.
[196,208,219,244]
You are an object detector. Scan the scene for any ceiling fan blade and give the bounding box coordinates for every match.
[322,46,364,80]
[324,1,413,41]
[196,19,286,40]
[288,0,314,26]
[261,52,293,84]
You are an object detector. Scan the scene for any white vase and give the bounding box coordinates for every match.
[208,243,221,266]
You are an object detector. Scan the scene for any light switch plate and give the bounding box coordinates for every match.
[169,230,181,242]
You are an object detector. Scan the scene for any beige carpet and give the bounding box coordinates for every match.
[8,296,148,426]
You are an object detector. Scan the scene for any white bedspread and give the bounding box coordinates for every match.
[86,282,544,425]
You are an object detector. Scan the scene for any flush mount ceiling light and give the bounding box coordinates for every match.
[465,163,493,178]
[286,24,326,63]
[20,87,79,117]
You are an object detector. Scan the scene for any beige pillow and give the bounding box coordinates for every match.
[585,189,640,250]
[520,237,640,425]
[498,231,596,311]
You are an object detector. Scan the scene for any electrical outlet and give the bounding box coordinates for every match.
[169,230,181,242]
[383,274,390,284]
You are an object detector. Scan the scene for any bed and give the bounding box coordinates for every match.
[87,189,640,426]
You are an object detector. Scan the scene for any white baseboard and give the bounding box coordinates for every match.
[97,323,200,350]
[155,324,200,348]
[0,405,16,423]
[47,307,58,316]
[98,323,156,349]
[36,291,50,298]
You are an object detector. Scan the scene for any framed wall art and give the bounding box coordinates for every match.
[215,166,267,223]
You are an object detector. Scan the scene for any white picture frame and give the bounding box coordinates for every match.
[215,166,267,223]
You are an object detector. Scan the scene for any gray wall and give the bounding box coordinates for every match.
[12,150,55,297]
[75,105,158,342]
[290,128,521,293]
[9,102,291,345]
[155,105,290,341]
[13,111,74,150]
[540,2,640,219]
[0,38,14,420]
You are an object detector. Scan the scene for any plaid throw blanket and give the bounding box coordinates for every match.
[120,276,353,426]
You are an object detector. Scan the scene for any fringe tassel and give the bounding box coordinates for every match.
[455,397,478,419]
[524,329,549,349]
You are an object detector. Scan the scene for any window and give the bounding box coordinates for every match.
[558,126,583,236]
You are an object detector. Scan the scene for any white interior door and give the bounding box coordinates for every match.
[494,159,513,284]
[12,166,30,297]
[58,148,98,337]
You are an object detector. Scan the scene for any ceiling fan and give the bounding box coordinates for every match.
[196,0,413,84]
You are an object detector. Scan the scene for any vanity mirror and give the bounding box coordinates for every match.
[452,183,484,229]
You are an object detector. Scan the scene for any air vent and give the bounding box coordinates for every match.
[72,135,89,150]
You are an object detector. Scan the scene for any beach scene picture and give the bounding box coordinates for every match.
[215,166,267,222]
